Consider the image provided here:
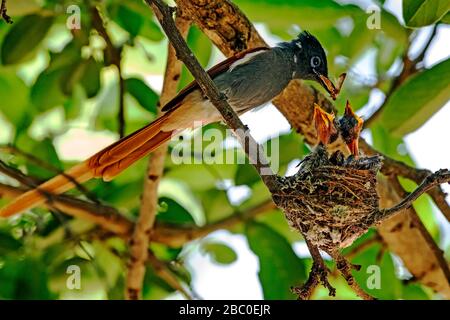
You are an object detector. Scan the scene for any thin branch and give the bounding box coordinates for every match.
[152,200,275,247]
[381,175,450,288]
[365,25,439,128]
[1,144,99,204]
[1,0,12,24]
[379,169,450,221]
[360,139,450,222]
[0,182,133,235]
[331,251,375,300]
[292,238,335,300]
[145,0,279,192]
[125,14,190,300]
[0,173,274,246]
[147,250,193,300]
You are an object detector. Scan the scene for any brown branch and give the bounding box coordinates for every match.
[1,0,12,24]
[331,251,375,300]
[145,0,279,192]
[1,144,99,204]
[360,139,450,222]
[292,238,335,300]
[125,14,190,300]
[380,169,450,221]
[174,0,450,297]
[147,250,193,299]
[91,6,125,137]
[376,177,450,298]
[365,25,438,128]
[0,182,133,235]
[152,200,275,247]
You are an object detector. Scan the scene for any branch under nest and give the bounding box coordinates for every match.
[274,146,449,299]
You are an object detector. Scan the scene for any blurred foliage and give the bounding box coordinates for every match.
[0,0,448,300]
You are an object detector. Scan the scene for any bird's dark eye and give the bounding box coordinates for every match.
[310,56,321,68]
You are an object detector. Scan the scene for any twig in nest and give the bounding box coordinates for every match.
[1,0,12,24]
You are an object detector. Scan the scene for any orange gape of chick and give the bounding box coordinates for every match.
[0,32,342,218]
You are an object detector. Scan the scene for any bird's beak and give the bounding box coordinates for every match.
[344,100,364,158]
[313,103,336,145]
[314,70,347,101]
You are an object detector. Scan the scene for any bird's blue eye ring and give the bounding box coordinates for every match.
[311,56,321,68]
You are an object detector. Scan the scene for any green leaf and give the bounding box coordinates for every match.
[0,231,22,255]
[201,242,238,265]
[179,27,212,89]
[403,0,449,27]
[246,221,306,299]
[256,209,302,243]
[80,58,102,98]
[31,68,66,112]
[235,163,260,186]
[1,14,54,65]
[351,247,403,300]
[375,35,403,75]
[157,197,196,224]
[379,58,450,136]
[441,11,450,23]
[0,69,30,123]
[0,256,54,299]
[140,20,164,42]
[125,77,159,114]
[109,4,143,38]
[235,0,360,30]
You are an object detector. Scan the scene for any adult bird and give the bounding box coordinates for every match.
[1,31,335,217]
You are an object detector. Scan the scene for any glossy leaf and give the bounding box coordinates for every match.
[1,14,54,65]
[379,58,450,136]
[201,242,238,265]
[125,77,159,115]
[0,69,30,123]
[403,0,449,27]
[246,221,306,299]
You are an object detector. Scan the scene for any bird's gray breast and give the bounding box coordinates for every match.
[213,49,293,113]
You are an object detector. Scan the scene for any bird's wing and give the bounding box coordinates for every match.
[161,47,269,113]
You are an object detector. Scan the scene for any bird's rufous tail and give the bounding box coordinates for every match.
[0,113,175,218]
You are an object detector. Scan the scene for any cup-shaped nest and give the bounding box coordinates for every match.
[272,146,383,252]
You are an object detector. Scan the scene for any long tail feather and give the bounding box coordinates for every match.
[0,162,93,217]
[101,130,174,181]
[90,113,170,168]
[0,111,176,218]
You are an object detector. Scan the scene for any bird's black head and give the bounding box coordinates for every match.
[290,31,331,93]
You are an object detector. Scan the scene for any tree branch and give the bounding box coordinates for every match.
[380,169,450,221]
[125,14,190,300]
[292,238,335,300]
[173,0,450,296]
[360,139,450,222]
[151,200,275,247]
[1,0,12,24]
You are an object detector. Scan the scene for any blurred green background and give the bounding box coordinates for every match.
[0,0,449,300]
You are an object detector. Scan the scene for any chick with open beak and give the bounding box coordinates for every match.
[338,101,364,158]
[313,103,337,146]
[313,101,364,158]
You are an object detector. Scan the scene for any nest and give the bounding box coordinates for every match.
[272,146,383,252]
